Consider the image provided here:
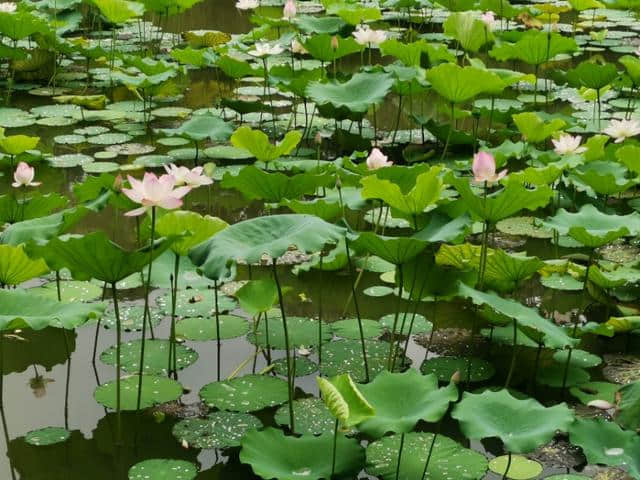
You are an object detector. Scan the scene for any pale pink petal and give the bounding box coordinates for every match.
[157,196,183,210]
[172,186,193,199]
[124,206,148,216]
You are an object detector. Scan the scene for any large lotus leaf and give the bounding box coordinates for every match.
[0,192,110,246]
[189,214,345,281]
[307,72,393,113]
[176,315,249,341]
[172,411,261,449]
[420,356,495,383]
[331,318,383,339]
[616,381,640,431]
[512,112,566,144]
[568,418,640,478]
[567,61,618,90]
[569,381,620,405]
[540,204,640,248]
[361,166,443,221]
[0,134,39,155]
[199,374,289,412]
[0,10,50,40]
[490,30,577,65]
[274,397,346,435]
[294,15,346,34]
[100,339,198,375]
[330,4,381,24]
[26,232,172,283]
[452,389,574,453]
[248,315,330,348]
[381,39,436,67]
[230,127,301,163]
[302,34,362,62]
[90,0,144,23]
[589,265,640,289]
[317,373,374,428]
[220,166,332,203]
[280,197,343,222]
[0,288,104,330]
[156,288,236,317]
[94,375,182,411]
[403,250,475,300]
[240,427,364,480]
[412,213,472,244]
[366,432,488,480]
[357,370,457,437]
[571,161,636,196]
[350,232,428,265]
[443,12,493,53]
[216,55,262,79]
[0,193,68,224]
[426,63,504,104]
[155,211,227,258]
[457,282,576,349]
[620,54,640,85]
[447,175,553,223]
[0,244,48,286]
[235,279,277,316]
[160,114,232,142]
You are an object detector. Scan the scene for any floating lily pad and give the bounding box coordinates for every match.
[156,288,236,317]
[496,216,554,239]
[105,143,155,156]
[100,339,198,375]
[545,475,590,479]
[83,161,120,173]
[101,304,164,331]
[172,411,261,449]
[199,374,289,412]
[25,427,70,446]
[271,356,317,377]
[247,316,330,349]
[74,125,110,136]
[380,313,432,335]
[134,154,173,167]
[175,315,249,341]
[553,349,602,368]
[363,286,394,297]
[366,432,488,480]
[204,145,254,160]
[240,427,364,480]
[167,148,198,161]
[54,134,86,145]
[128,459,197,480]
[420,356,495,383]
[151,106,192,118]
[157,137,190,146]
[488,455,543,479]
[274,397,350,435]
[330,318,383,339]
[31,281,103,302]
[94,375,183,410]
[540,273,583,291]
[36,116,78,127]
[87,133,132,145]
[320,339,409,382]
[49,153,94,168]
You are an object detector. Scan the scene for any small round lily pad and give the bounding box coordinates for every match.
[496,216,554,239]
[248,316,331,349]
[156,288,237,317]
[330,318,383,339]
[94,375,183,410]
[25,427,70,446]
[172,411,261,449]
[32,280,103,302]
[380,313,432,335]
[87,132,132,145]
[363,285,394,297]
[157,137,190,146]
[128,458,197,480]
[553,349,602,369]
[540,273,583,291]
[54,134,86,145]
[100,339,198,375]
[420,356,495,383]
[134,154,173,167]
[83,161,120,173]
[176,315,249,341]
[271,356,318,377]
[203,145,254,160]
[199,374,289,412]
[101,304,164,331]
[49,153,94,168]
[488,455,543,479]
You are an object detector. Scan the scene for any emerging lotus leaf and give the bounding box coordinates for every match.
[316,373,374,428]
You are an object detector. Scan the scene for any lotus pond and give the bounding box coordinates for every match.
[3,0,640,478]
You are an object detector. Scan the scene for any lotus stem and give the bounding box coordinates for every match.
[110,281,122,445]
[61,329,71,430]
[402,277,429,360]
[395,433,406,480]
[271,260,295,433]
[392,95,403,145]
[344,237,370,382]
[214,280,222,382]
[0,407,16,480]
[420,430,439,480]
[330,418,339,478]
[440,102,455,161]
[318,254,324,373]
[92,316,102,365]
[168,252,180,379]
[387,264,404,371]
[0,332,3,409]
[502,452,512,480]
[504,319,517,389]
[136,206,156,412]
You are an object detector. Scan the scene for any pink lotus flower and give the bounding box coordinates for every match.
[366,148,393,170]
[164,163,213,188]
[481,11,496,30]
[472,151,507,183]
[12,162,40,188]
[283,0,296,19]
[122,172,191,216]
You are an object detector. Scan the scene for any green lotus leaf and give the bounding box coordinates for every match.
[274,397,349,435]
[0,193,68,224]
[0,10,50,40]
[240,427,365,480]
[156,288,236,317]
[604,316,640,333]
[616,381,640,431]
[317,373,374,427]
[148,251,211,289]
[294,15,346,34]
[90,0,144,23]
[380,312,432,334]
[508,164,564,186]
[127,459,197,480]
[331,4,381,24]
[199,374,289,412]
[156,210,227,257]
[571,161,636,196]
[32,280,103,304]
[221,166,332,202]
[54,94,107,110]
[567,60,618,90]
[443,12,493,53]
[172,411,261,449]
[280,197,343,222]
[420,356,495,383]
[160,114,232,142]
[181,29,230,47]
[366,432,488,480]
[456,282,577,349]
[248,316,330,349]
[189,214,345,281]
[0,244,48,286]
[100,339,198,375]
[553,349,602,369]
[540,204,640,248]
[412,213,472,244]
[235,279,278,317]
[230,126,301,163]
[380,39,452,67]
[170,46,217,67]
[615,144,640,174]
[512,112,566,143]
[215,55,263,79]
[446,174,554,223]
[569,381,620,405]
[0,134,39,155]
[426,63,504,104]
[452,389,574,453]
[25,427,71,446]
[0,288,104,330]
[568,418,640,477]
[568,0,604,9]
[357,370,457,437]
[589,265,640,289]
[331,318,383,339]
[350,232,428,265]
[620,54,640,85]
[489,30,577,65]
[176,315,249,341]
[26,232,173,283]
[488,455,542,479]
[307,72,393,113]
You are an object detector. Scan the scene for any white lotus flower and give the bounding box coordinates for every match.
[352,24,387,46]
[552,134,587,155]
[603,119,640,143]
[366,148,393,170]
[0,2,16,13]
[248,42,284,57]
[235,0,258,10]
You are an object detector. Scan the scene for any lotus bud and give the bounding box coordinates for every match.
[113,174,123,191]
[331,35,339,50]
[283,0,296,19]
[450,370,461,384]
[181,439,189,449]
[314,131,323,144]
[335,175,342,189]
[588,399,615,410]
